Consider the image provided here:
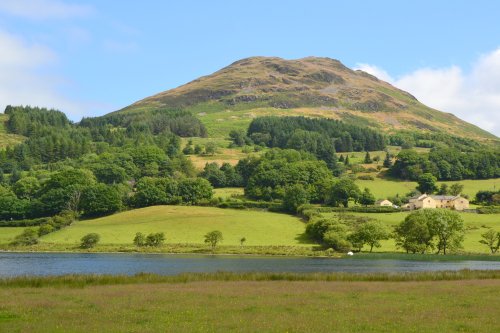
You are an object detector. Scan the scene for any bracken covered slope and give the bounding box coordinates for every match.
[116,56,498,141]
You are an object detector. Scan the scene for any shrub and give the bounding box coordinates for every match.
[204,230,223,249]
[133,232,146,247]
[146,232,165,247]
[0,217,49,227]
[10,228,39,246]
[80,233,100,249]
[477,206,500,214]
[357,175,374,180]
[282,184,310,213]
[38,224,55,236]
[323,230,352,252]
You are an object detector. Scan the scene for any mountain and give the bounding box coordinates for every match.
[114,56,497,142]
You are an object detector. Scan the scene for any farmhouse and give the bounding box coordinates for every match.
[407,194,469,211]
[432,195,469,210]
[375,199,393,207]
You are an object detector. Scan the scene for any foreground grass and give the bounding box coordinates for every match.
[0,271,499,333]
[40,206,313,247]
[1,270,499,287]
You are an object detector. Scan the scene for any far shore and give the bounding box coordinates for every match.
[2,244,499,261]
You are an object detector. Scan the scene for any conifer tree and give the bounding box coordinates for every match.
[383,152,392,168]
[364,151,372,164]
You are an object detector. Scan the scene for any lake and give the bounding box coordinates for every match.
[1,252,500,277]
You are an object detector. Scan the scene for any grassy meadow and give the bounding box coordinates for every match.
[39,206,313,247]
[0,272,499,333]
[356,177,499,200]
[0,227,28,244]
[213,187,245,199]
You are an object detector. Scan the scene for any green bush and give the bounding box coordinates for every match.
[477,206,500,214]
[357,175,374,180]
[10,228,39,246]
[133,232,146,247]
[80,233,100,249]
[145,233,165,247]
[204,230,223,249]
[38,224,55,236]
[217,199,282,210]
[0,217,49,227]
[323,230,352,252]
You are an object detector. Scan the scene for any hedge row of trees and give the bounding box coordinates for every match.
[390,148,500,181]
[306,209,466,254]
[388,130,482,151]
[80,108,207,138]
[0,167,214,220]
[0,106,205,170]
[247,116,386,152]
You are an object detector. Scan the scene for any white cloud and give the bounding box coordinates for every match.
[355,63,393,83]
[356,49,500,136]
[0,29,90,119]
[0,0,93,20]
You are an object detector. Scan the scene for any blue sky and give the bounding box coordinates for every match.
[0,0,499,135]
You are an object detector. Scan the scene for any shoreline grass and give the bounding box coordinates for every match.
[2,270,500,288]
[3,243,500,261]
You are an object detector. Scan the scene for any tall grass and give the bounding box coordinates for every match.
[2,270,499,288]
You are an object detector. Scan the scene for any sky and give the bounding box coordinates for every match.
[0,0,499,136]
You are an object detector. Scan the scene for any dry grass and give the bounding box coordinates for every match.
[0,114,25,149]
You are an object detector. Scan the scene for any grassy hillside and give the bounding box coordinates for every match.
[0,227,28,244]
[355,178,499,200]
[115,57,498,142]
[0,114,25,149]
[41,206,313,247]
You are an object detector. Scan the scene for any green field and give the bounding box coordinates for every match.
[0,227,27,244]
[355,178,499,200]
[213,187,245,199]
[40,206,313,247]
[320,211,500,253]
[1,273,498,333]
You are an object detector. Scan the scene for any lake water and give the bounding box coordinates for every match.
[1,252,499,277]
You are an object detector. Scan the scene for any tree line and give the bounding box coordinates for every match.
[391,148,500,181]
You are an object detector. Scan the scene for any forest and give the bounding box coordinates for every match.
[244,116,385,170]
[0,106,210,222]
[390,147,500,180]
[0,106,499,227]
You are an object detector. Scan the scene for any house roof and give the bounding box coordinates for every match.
[376,199,391,204]
[430,195,461,201]
[409,194,428,201]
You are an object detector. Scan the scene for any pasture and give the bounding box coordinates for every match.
[0,227,27,245]
[40,206,312,247]
[0,273,498,333]
[355,178,499,200]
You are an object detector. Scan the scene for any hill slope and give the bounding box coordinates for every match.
[0,114,25,149]
[116,56,497,141]
[41,206,312,246]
